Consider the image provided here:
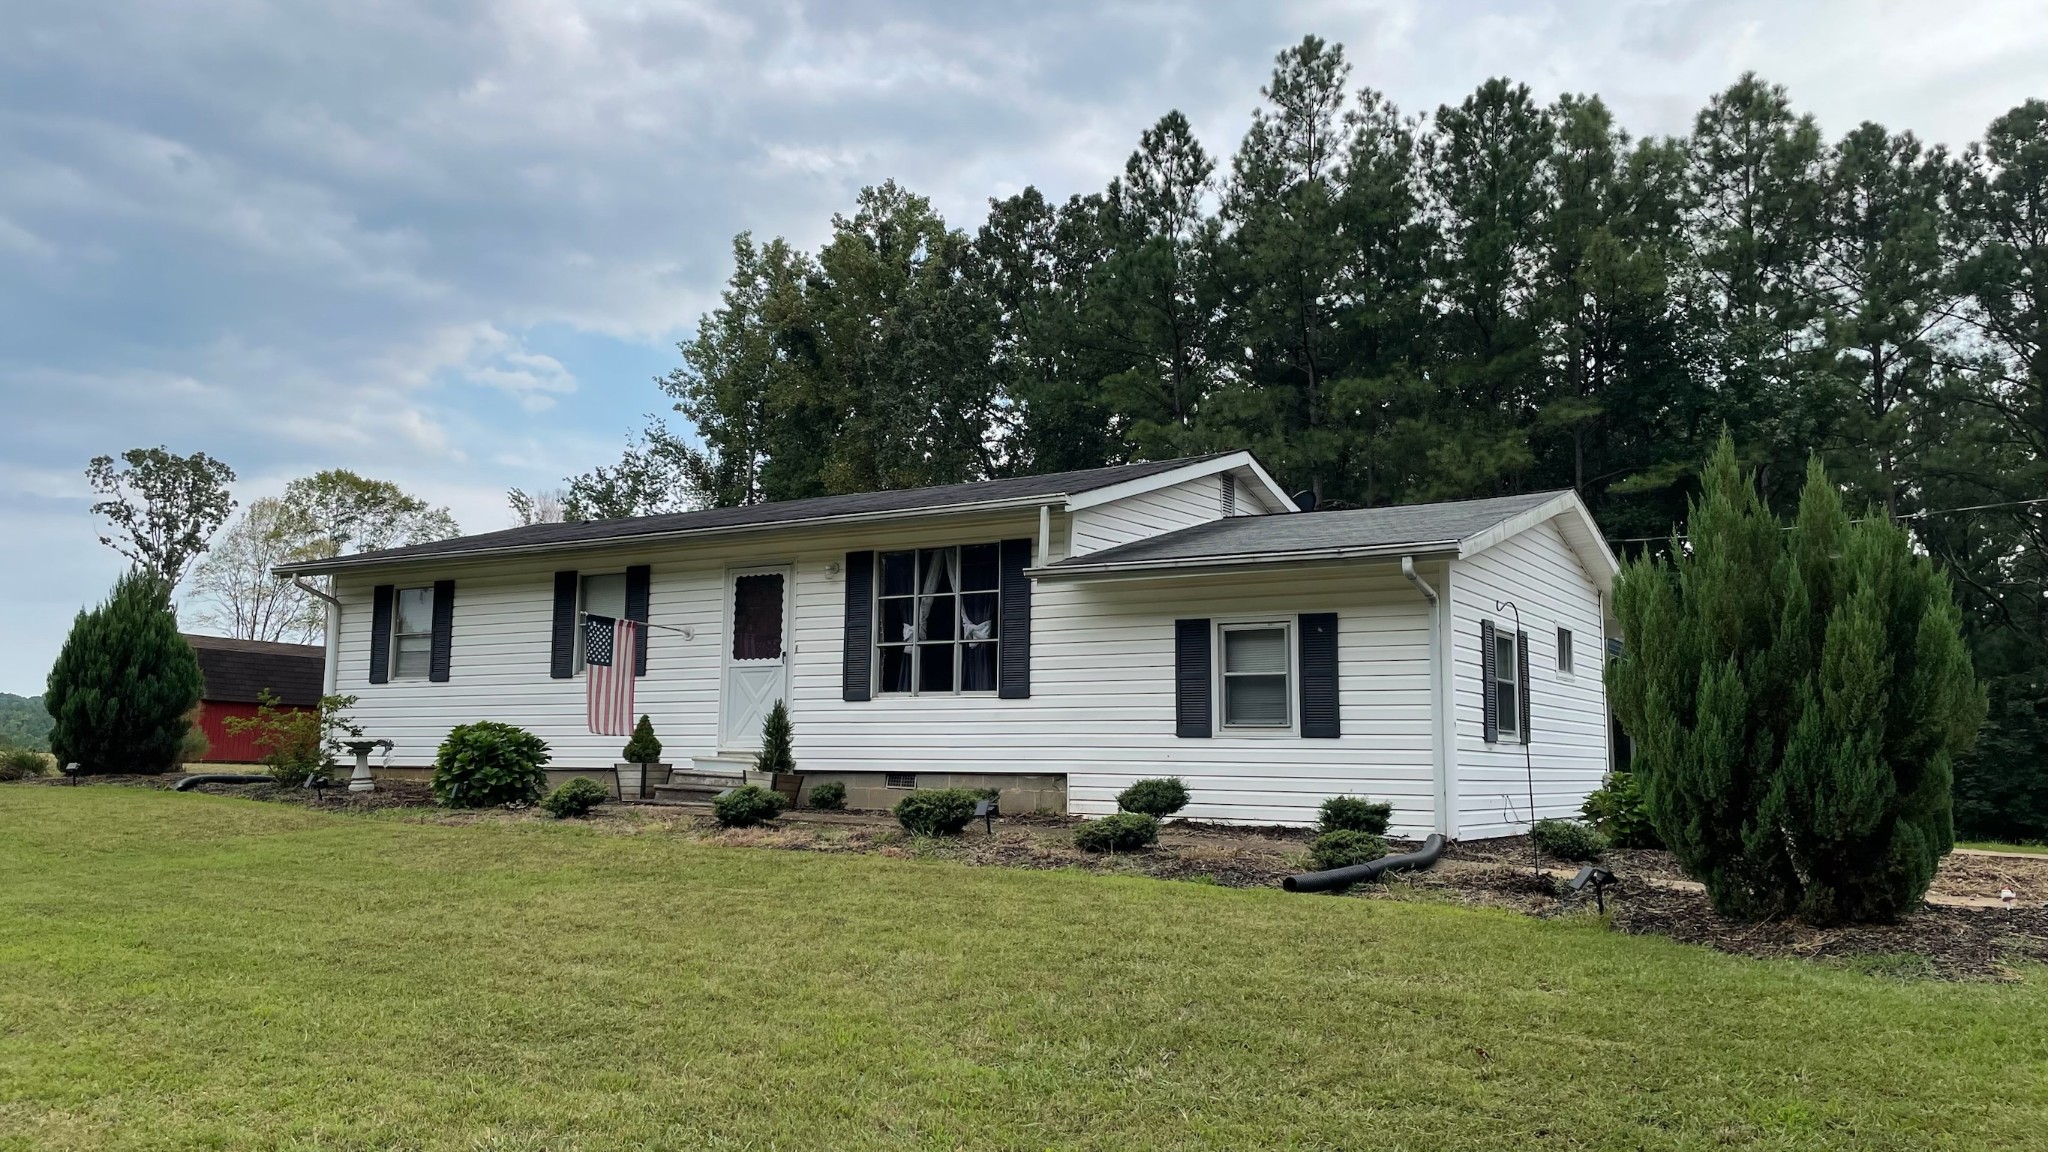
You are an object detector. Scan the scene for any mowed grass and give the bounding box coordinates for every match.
[1959,840,2048,856]
[2,790,2045,1151]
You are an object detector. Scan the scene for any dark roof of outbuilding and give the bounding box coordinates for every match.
[275,454,1242,575]
[183,634,325,706]
[1042,490,1568,572]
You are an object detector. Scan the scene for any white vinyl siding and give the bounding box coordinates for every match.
[1448,518,1609,838]
[1068,475,1224,556]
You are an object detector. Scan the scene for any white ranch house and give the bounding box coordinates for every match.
[278,452,1620,838]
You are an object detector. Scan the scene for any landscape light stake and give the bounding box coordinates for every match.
[1494,598,1538,881]
[64,762,81,786]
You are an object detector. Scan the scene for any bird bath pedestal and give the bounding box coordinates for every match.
[341,740,393,793]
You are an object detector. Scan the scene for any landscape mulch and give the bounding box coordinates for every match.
[20,773,2048,980]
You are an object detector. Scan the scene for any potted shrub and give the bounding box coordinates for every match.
[617,714,668,801]
[752,701,802,807]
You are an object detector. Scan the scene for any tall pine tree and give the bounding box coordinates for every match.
[45,571,204,776]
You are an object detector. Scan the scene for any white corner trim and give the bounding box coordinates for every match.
[1059,451,1295,514]
[1456,491,1618,595]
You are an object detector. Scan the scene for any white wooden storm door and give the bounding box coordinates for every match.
[720,566,791,752]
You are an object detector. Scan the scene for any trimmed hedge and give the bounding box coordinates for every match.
[1074,812,1160,853]
[1318,796,1392,835]
[539,777,609,819]
[1116,777,1190,818]
[1532,818,1607,862]
[430,722,550,809]
[894,788,983,836]
[713,784,786,828]
[1309,829,1389,871]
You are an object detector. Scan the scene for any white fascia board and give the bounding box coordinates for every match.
[1455,490,1619,595]
[1027,541,1457,582]
[272,494,1054,578]
[1058,451,1296,514]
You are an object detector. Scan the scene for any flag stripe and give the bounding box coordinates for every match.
[586,617,637,737]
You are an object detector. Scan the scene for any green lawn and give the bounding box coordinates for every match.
[1959,840,2048,855]
[3,790,2046,1151]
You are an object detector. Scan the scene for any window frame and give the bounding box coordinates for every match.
[1214,618,1296,735]
[1493,628,1521,740]
[574,570,630,676]
[1556,627,1574,675]
[390,585,435,681]
[872,544,1003,698]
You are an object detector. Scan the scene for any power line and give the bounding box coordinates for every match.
[1604,496,2048,546]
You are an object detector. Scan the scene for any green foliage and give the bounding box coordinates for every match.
[539,777,609,820]
[0,693,54,751]
[0,747,51,781]
[176,725,210,768]
[753,700,795,775]
[1074,812,1160,853]
[713,784,786,828]
[430,722,551,809]
[1310,830,1389,871]
[85,447,237,588]
[893,788,983,837]
[1317,796,1392,836]
[222,691,362,786]
[1581,770,1662,849]
[807,780,847,811]
[1608,437,1986,923]
[1532,819,1608,862]
[1116,777,1189,818]
[1953,676,2048,843]
[621,715,663,764]
[45,571,204,775]
[277,469,459,557]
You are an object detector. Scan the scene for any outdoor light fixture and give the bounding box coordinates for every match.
[974,797,1000,835]
[63,762,81,786]
[1569,865,1616,914]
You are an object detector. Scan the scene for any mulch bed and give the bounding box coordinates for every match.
[19,774,2048,979]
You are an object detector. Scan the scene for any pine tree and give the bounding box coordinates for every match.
[45,570,204,775]
[621,715,663,765]
[1608,435,1985,922]
[754,700,795,776]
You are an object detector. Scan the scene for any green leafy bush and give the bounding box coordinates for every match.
[893,787,983,836]
[45,572,204,775]
[175,725,210,768]
[1318,796,1392,835]
[713,784,786,828]
[621,715,663,764]
[808,780,847,810]
[539,777,609,819]
[224,691,362,786]
[1581,769,1661,849]
[1074,812,1159,853]
[1532,818,1607,862]
[1310,829,1388,871]
[430,721,551,809]
[1116,777,1189,817]
[0,747,51,781]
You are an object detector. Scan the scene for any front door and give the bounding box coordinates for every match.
[720,566,791,752]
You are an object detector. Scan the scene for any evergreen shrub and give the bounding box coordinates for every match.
[713,784,786,827]
[540,777,609,819]
[1318,796,1392,835]
[893,788,983,836]
[45,571,203,775]
[1116,777,1190,817]
[1074,812,1160,853]
[1531,818,1607,862]
[1309,830,1388,871]
[808,780,848,810]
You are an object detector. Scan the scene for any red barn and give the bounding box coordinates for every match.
[183,635,325,763]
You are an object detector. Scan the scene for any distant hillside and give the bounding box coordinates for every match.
[0,693,53,751]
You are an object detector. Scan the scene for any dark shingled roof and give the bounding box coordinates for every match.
[183,635,325,706]
[276,455,1236,574]
[1045,490,1567,571]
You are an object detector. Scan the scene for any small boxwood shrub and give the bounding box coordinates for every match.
[0,747,51,781]
[713,784,786,828]
[1318,796,1392,835]
[539,777,609,819]
[894,787,983,836]
[620,715,663,764]
[1116,777,1189,818]
[430,721,551,809]
[808,780,848,810]
[1310,829,1389,871]
[1532,818,1607,861]
[1074,812,1160,853]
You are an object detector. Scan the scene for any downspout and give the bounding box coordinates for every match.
[1038,503,1053,564]
[1401,556,1449,838]
[293,575,342,697]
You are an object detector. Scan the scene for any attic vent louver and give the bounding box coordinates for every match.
[1221,474,1237,516]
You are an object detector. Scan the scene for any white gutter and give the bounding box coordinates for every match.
[1038,503,1052,564]
[1028,540,1460,581]
[293,575,342,697]
[1402,556,1452,838]
[274,493,1065,578]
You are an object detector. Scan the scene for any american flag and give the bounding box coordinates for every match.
[584,615,638,736]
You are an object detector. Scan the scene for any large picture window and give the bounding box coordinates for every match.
[875,544,1000,694]
[391,586,434,680]
[1219,621,1291,729]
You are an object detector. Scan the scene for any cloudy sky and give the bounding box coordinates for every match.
[3,0,2045,694]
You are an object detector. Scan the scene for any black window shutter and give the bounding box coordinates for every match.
[1481,618,1498,744]
[625,564,651,677]
[550,571,578,680]
[1517,629,1532,744]
[1175,618,1212,739]
[369,584,394,685]
[842,551,874,702]
[998,538,1032,699]
[1298,612,1339,738]
[428,579,455,682]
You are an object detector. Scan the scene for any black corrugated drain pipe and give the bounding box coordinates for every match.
[1284,833,1447,893]
[173,774,274,791]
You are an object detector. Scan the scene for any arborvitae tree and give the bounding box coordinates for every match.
[1608,435,1984,922]
[45,570,204,775]
[754,700,795,776]
[621,715,663,765]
